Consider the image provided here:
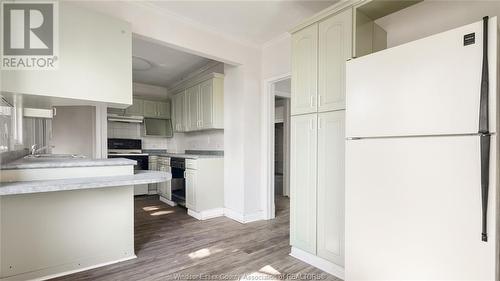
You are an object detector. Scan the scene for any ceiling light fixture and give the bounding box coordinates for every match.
[132,56,153,71]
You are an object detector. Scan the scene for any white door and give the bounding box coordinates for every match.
[291,24,318,115]
[186,85,200,131]
[346,18,497,138]
[185,169,197,211]
[345,135,497,280]
[290,113,317,254]
[199,79,213,129]
[318,9,352,112]
[173,92,185,132]
[317,110,345,266]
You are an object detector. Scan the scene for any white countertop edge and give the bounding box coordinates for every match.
[0,171,172,196]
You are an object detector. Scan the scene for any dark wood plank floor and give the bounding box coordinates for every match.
[54,195,339,281]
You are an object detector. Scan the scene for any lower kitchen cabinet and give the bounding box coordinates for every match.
[317,111,345,266]
[290,113,318,254]
[158,165,172,200]
[290,111,345,267]
[184,158,224,220]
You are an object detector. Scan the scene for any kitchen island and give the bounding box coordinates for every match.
[0,157,171,281]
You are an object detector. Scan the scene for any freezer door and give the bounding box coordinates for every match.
[345,135,497,280]
[346,17,497,138]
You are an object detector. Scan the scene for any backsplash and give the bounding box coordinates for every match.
[107,121,223,152]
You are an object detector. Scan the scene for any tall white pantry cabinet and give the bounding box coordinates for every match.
[289,0,412,276]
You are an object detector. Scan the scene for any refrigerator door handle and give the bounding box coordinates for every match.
[479,16,490,242]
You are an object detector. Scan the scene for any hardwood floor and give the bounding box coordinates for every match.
[54,195,340,281]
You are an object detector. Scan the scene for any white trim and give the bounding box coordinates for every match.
[1,255,137,281]
[188,208,224,220]
[290,247,344,280]
[261,73,291,220]
[159,196,177,207]
[223,208,264,224]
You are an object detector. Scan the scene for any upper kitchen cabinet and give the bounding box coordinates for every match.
[173,91,186,132]
[318,9,352,112]
[171,73,224,132]
[143,100,171,119]
[0,2,132,107]
[125,98,144,116]
[291,24,318,115]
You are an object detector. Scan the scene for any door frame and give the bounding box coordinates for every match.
[261,73,291,220]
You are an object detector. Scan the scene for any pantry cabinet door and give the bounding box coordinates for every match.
[199,79,214,129]
[318,8,352,112]
[291,24,318,115]
[317,110,345,266]
[186,85,200,131]
[290,113,317,254]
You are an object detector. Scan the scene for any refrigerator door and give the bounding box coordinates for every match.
[345,135,497,280]
[346,17,497,138]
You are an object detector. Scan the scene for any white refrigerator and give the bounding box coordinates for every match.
[345,17,498,280]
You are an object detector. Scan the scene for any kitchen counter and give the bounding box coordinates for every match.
[0,170,171,196]
[1,157,136,170]
[159,153,224,159]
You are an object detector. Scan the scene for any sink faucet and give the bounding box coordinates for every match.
[30,144,55,155]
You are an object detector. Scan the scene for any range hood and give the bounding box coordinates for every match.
[107,113,144,123]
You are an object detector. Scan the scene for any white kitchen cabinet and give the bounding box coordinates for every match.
[185,169,197,210]
[317,111,345,265]
[157,101,171,119]
[143,100,157,118]
[186,85,200,131]
[158,165,172,200]
[318,9,352,112]
[291,24,318,115]
[290,114,317,254]
[173,91,185,132]
[0,2,132,107]
[199,77,224,130]
[125,98,144,116]
[184,158,224,220]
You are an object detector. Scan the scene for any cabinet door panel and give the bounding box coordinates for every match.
[292,24,318,115]
[317,111,345,266]
[199,79,213,129]
[185,170,196,210]
[125,98,143,116]
[143,100,157,118]
[290,114,317,254]
[186,86,200,131]
[157,101,171,119]
[173,92,185,132]
[319,9,352,112]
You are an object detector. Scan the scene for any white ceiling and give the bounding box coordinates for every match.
[147,1,338,46]
[132,36,215,88]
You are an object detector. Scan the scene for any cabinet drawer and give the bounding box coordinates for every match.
[158,156,170,166]
[185,159,198,170]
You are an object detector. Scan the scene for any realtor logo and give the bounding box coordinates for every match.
[1,1,58,70]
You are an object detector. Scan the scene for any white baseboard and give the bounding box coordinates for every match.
[159,196,176,206]
[223,208,264,224]
[1,255,136,281]
[188,208,224,220]
[290,247,344,280]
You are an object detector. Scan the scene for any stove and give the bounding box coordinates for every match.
[107,138,148,170]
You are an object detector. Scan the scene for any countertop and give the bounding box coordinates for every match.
[1,157,137,170]
[156,153,224,159]
[0,170,171,196]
